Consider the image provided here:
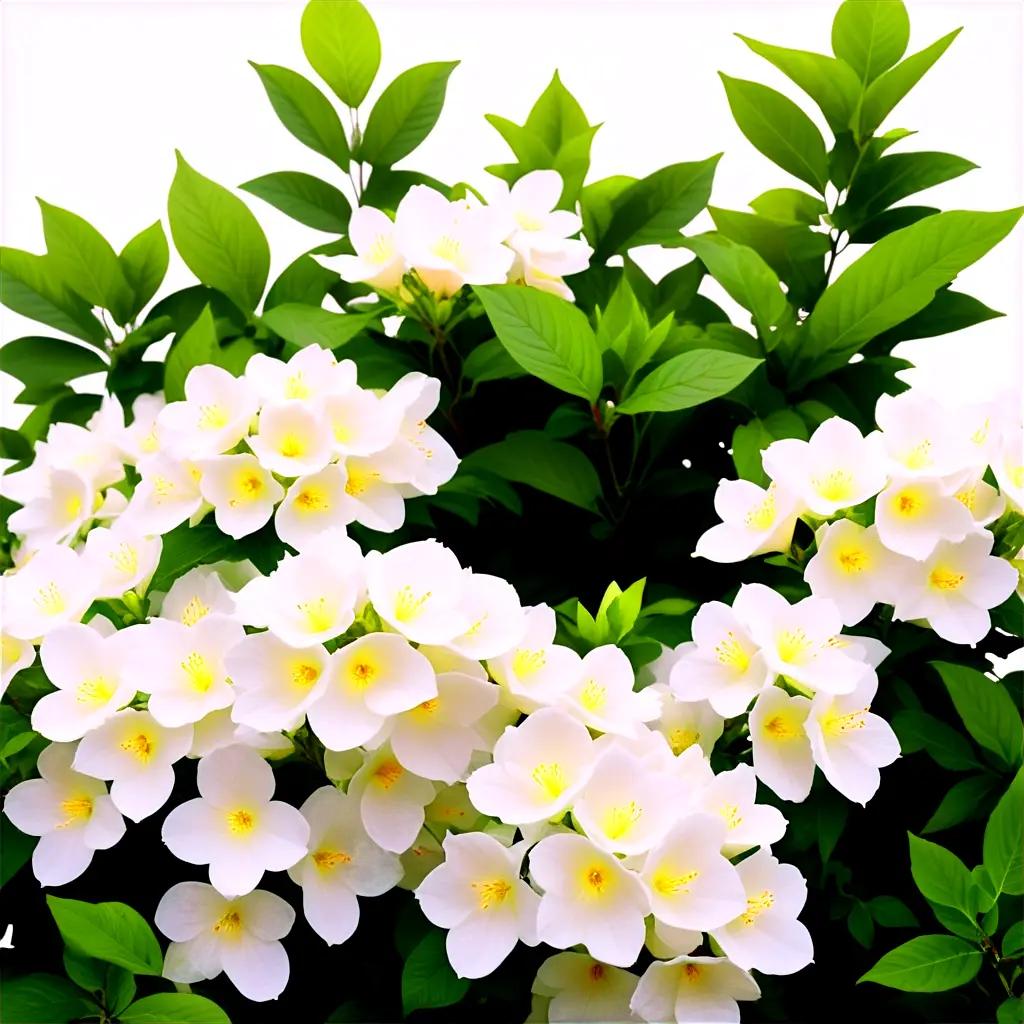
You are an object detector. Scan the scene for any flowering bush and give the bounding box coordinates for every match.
[1,2,1022,1023]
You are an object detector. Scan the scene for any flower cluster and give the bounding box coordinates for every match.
[338,170,593,302]
[695,389,1022,645]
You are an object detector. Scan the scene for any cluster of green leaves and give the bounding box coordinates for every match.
[0,896,230,1023]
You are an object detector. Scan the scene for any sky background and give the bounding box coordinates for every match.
[2,0,1022,420]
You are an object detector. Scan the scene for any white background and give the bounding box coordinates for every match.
[2,0,1022,418]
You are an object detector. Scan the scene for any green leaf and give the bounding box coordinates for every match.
[795,208,1024,386]
[618,349,762,415]
[119,221,169,322]
[241,171,351,233]
[849,205,939,244]
[266,254,337,309]
[359,61,459,167]
[832,0,910,86]
[250,62,350,170]
[908,832,974,916]
[681,233,788,339]
[984,768,1024,896]
[0,246,105,345]
[868,895,919,928]
[922,774,1000,834]
[462,430,601,512]
[890,709,981,771]
[0,426,32,462]
[119,993,231,1023]
[402,930,470,1016]
[997,996,1024,1024]
[261,303,374,350]
[300,0,380,107]
[462,338,527,385]
[149,522,239,594]
[474,284,602,401]
[47,896,163,976]
[594,156,721,259]
[168,152,271,313]
[38,200,134,323]
[164,306,217,402]
[0,336,107,391]
[719,74,829,194]
[0,816,36,886]
[859,29,961,135]
[749,188,827,225]
[858,935,982,992]
[523,69,591,156]
[0,973,94,1024]
[870,289,1003,348]
[1003,920,1024,957]
[735,35,862,133]
[933,661,1023,768]
[848,900,875,948]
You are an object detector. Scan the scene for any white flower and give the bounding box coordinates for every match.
[630,955,760,1024]
[467,708,596,825]
[189,706,294,761]
[244,347,351,405]
[120,393,166,464]
[748,687,814,802]
[121,454,204,536]
[43,421,125,489]
[227,632,332,733]
[333,454,408,532]
[669,601,773,717]
[31,624,136,741]
[691,763,787,858]
[876,390,975,478]
[3,742,124,886]
[336,205,406,292]
[72,709,192,821]
[365,540,472,645]
[804,521,906,626]
[158,566,237,626]
[874,477,976,560]
[891,531,1017,645]
[513,237,593,301]
[416,832,539,978]
[805,673,901,805]
[287,786,402,945]
[246,400,333,478]
[710,849,813,975]
[560,645,659,736]
[234,535,364,647]
[951,475,1006,527]
[389,668,498,783]
[573,746,675,856]
[347,744,436,854]
[2,545,97,640]
[81,525,162,599]
[8,468,95,548]
[156,881,294,1002]
[275,465,352,550]
[650,686,725,758]
[323,384,402,458]
[762,417,888,516]
[197,454,284,539]
[447,572,527,661]
[530,832,649,968]
[733,583,867,696]
[306,633,436,751]
[161,745,310,896]
[532,952,639,1024]
[1,631,35,697]
[993,427,1024,511]
[489,604,582,713]
[157,365,258,459]
[694,480,801,563]
[640,813,746,931]
[395,186,514,297]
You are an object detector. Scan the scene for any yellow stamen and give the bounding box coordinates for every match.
[295,485,330,513]
[653,867,700,896]
[714,631,751,672]
[374,759,404,789]
[181,652,214,693]
[312,848,351,872]
[602,801,642,840]
[226,809,256,834]
[929,566,966,591]
[836,546,869,573]
[33,582,66,616]
[198,405,229,431]
[180,595,210,627]
[531,762,568,800]
[394,585,431,623]
[120,733,153,761]
[76,676,115,706]
[668,728,699,755]
[719,803,743,830]
[472,878,512,910]
[212,910,242,935]
[740,889,775,925]
[579,679,606,713]
[811,469,855,504]
[297,597,334,633]
[108,543,138,578]
[58,796,93,827]
[511,648,545,678]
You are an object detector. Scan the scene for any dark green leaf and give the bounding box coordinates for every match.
[266,254,337,309]
[849,205,938,244]
[149,521,240,593]
[0,973,94,1024]
[618,348,762,415]
[890,709,980,771]
[250,62,350,170]
[261,303,374,350]
[401,930,469,1016]
[868,895,919,928]
[359,61,459,167]
[1003,920,1024,957]
[167,152,271,313]
[0,336,107,390]
[360,169,449,212]
[858,935,982,991]
[119,221,169,321]
[832,0,910,85]
[997,996,1024,1024]
[908,832,974,916]
[47,896,163,976]
[869,288,1004,348]
[462,338,526,385]
[300,0,380,107]
[241,171,351,233]
[119,993,231,1023]
[984,768,1024,896]
[0,426,32,461]
[848,901,876,947]
[933,661,1023,768]
[0,816,36,886]
[164,306,217,402]
[922,774,1000,834]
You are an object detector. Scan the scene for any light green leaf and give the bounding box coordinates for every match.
[462,430,602,512]
[594,156,721,259]
[0,336,108,391]
[1003,920,1024,957]
[618,349,762,415]
[119,221,169,322]
[168,152,271,313]
[241,171,351,233]
[300,0,380,108]
[164,305,217,402]
[859,29,961,134]
[474,284,602,402]
[933,661,1023,767]
[832,0,910,86]
[359,61,459,167]
[401,930,470,1016]
[523,69,591,155]
[997,996,1024,1024]
[907,832,974,916]
[736,35,862,133]
[795,208,1024,386]
[719,74,829,194]
[749,188,827,225]
[983,768,1024,896]
[46,896,163,976]
[858,935,982,992]
[38,200,134,324]
[262,302,375,350]
[119,993,231,1024]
